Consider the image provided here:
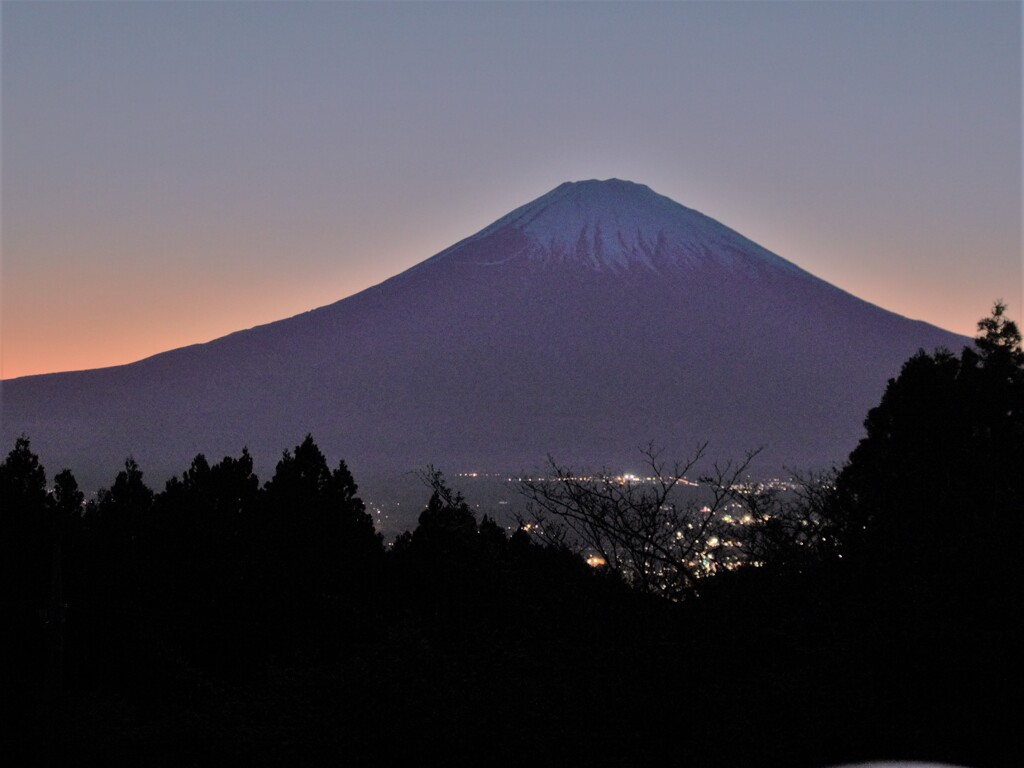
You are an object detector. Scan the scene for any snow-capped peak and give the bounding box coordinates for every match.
[433,179,805,276]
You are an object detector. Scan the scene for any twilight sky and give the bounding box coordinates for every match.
[2,1,1021,380]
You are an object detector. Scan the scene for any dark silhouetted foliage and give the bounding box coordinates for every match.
[835,301,1024,583]
[1,437,52,695]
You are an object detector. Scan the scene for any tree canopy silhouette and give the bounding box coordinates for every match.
[835,300,1024,585]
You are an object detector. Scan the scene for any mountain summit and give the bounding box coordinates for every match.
[1,180,967,491]
[422,178,804,275]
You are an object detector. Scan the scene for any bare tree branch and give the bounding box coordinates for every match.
[518,443,767,599]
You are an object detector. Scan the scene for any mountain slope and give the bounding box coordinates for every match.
[1,179,968,489]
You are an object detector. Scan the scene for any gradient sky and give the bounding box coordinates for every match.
[2,1,1021,380]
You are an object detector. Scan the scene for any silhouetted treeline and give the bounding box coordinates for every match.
[1,304,1021,767]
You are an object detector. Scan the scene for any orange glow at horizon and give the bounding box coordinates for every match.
[1,275,379,380]
[1,227,461,380]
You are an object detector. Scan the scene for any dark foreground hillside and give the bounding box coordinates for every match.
[2,305,1020,767]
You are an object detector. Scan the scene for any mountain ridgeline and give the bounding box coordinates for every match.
[1,179,966,488]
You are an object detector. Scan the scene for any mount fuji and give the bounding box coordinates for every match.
[1,179,967,490]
